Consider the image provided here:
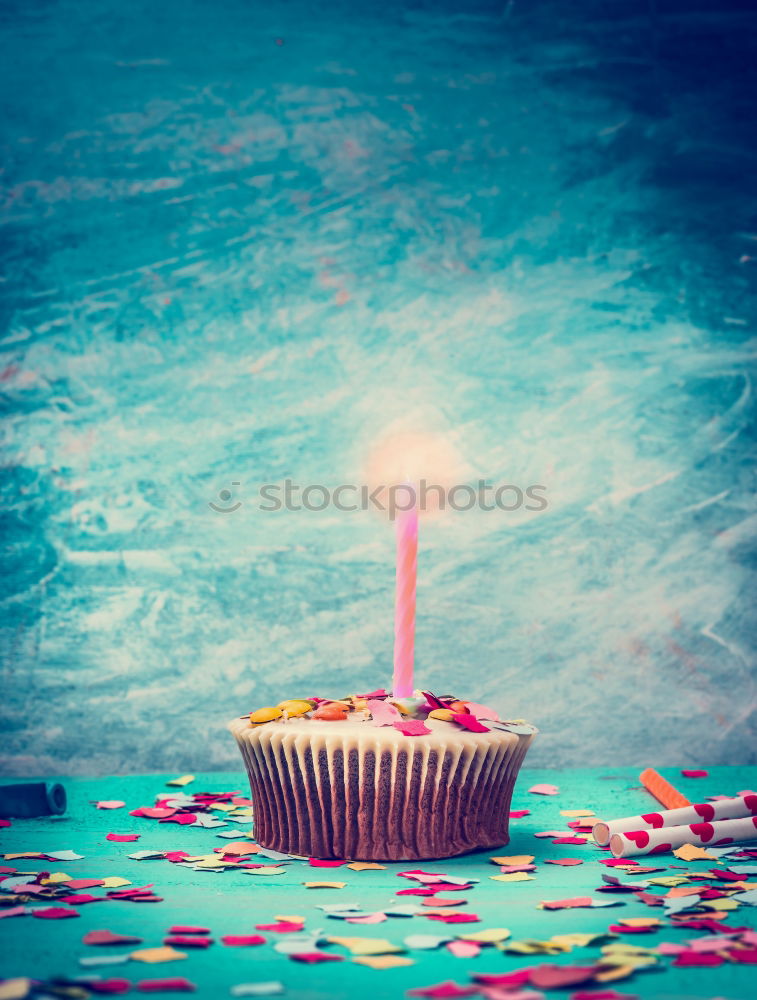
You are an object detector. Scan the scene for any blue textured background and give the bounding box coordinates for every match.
[1,0,756,775]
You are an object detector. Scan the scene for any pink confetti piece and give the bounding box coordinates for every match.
[65,879,104,890]
[130,807,176,819]
[221,935,266,947]
[541,897,595,910]
[164,937,212,949]
[0,819,10,828]
[608,924,657,934]
[84,930,144,946]
[255,921,306,932]
[57,894,108,904]
[425,913,480,924]
[730,948,757,964]
[552,837,588,845]
[452,713,489,733]
[159,813,197,825]
[168,926,209,935]
[0,906,26,919]
[393,719,432,736]
[510,810,531,818]
[398,870,450,882]
[529,965,598,989]
[463,701,500,722]
[367,699,402,726]
[474,971,531,988]
[96,801,126,810]
[571,992,639,1000]
[345,912,388,924]
[533,830,565,838]
[136,979,196,993]
[529,784,559,796]
[408,982,479,998]
[308,859,347,867]
[499,865,536,874]
[446,940,481,958]
[545,858,583,866]
[289,952,344,964]
[32,906,80,919]
[681,770,708,778]
[106,833,141,842]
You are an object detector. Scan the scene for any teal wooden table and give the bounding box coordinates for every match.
[1,767,755,1000]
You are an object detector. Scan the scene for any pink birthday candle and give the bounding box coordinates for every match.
[392,486,418,699]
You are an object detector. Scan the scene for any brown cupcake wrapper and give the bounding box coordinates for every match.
[231,723,533,860]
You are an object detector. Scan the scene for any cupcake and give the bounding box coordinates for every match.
[229,691,536,861]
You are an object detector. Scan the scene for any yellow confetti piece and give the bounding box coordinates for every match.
[618,917,662,928]
[459,928,511,944]
[131,947,187,964]
[275,915,305,924]
[552,932,617,949]
[699,898,739,911]
[672,843,717,862]
[490,872,534,883]
[559,809,595,817]
[166,775,195,787]
[304,881,346,889]
[208,803,236,812]
[43,872,72,884]
[645,876,690,887]
[594,964,635,983]
[0,978,32,1000]
[244,866,285,876]
[4,854,43,861]
[329,936,403,956]
[490,855,534,866]
[353,955,414,970]
[101,876,132,889]
[346,862,387,871]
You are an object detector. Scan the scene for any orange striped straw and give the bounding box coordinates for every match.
[639,768,691,809]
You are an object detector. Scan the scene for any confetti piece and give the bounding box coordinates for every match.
[540,897,597,910]
[491,855,534,866]
[672,952,724,966]
[393,720,432,736]
[458,928,510,943]
[0,907,26,920]
[346,862,386,871]
[407,982,479,998]
[681,770,708,778]
[529,784,559,796]
[345,913,388,924]
[84,930,144,946]
[221,935,266,947]
[529,965,598,989]
[219,842,259,856]
[426,913,480,924]
[308,859,347,867]
[452,713,489,733]
[545,858,583,866]
[136,979,196,992]
[510,810,531,818]
[79,955,132,968]
[673,843,717,861]
[164,937,213,949]
[552,837,588,845]
[32,907,80,919]
[404,934,452,950]
[275,914,305,923]
[242,866,285,876]
[256,921,306,933]
[106,834,141,842]
[169,926,210,935]
[304,881,346,889]
[101,877,132,889]
[82,979,132,995]
[289,952,343,964]
[367,699,402,726]
[229,985,285,998]
[561,810,595,817]
[491,873,534,883]
[131,947,188,964]
[353,954,414,969]
[97,801,126,810]
[421,897,465,908]
[166,775,195,787]
[445,940,480,958]
[329,936,403,955]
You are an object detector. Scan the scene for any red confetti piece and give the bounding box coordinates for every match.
[136,979,196,993]
[289,952,344,963]
[396,887,438,896]
[57,894,108,904]
[425,912,480,924]
[88,979,131,994]
[545,858,583,866]
[165,852,190,863]
[221,935,266,947]
[552,837,588,845]
[130,807,176,819]
[0,819,10,828]
[393,720,432,736]
[84,930,143,946]
[308,859,346,867]
[169,926,210,935]
[159,813,197,825]
[164,936,212,948]
[730,948,757,964]
[571,992,639,1000]
[672,953,724,967]
[408,982,479,998]
[509,810,530,818]
[66,879,104,890]
[473,970,531,987]
[106,833,141,842]
[681,770,708,778]
[32,906,80,919]
[452,713,489,733]
[608,924,657,934]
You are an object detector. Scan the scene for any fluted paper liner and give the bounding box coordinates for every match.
[229,716,535,860]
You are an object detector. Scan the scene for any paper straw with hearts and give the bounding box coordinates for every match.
[593,792,757,847]
[610,813,757,858]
